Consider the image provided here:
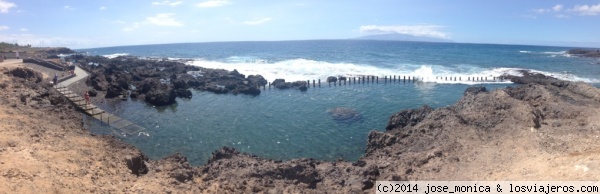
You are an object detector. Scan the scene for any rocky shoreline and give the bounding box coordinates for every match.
[567,48,600,58]
[2,51,600,192]
[69,55,317,106]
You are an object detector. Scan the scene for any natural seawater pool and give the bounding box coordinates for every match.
[84,82,512,165]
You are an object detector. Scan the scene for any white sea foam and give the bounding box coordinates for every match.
[518,50,571,58]
[187,58,599,85]
[103,53,130,59]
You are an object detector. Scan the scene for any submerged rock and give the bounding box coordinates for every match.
[326,107,363,123]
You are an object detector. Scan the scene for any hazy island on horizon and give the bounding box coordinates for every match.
[353,33,454,43]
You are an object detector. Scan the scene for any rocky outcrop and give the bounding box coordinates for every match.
[567,48,600,58]
[5,67,42,83]
[270,79,307,91]
[385,105,433,131]
[327,76,337,83]
[71,56,272,106]
[136,78,177,106]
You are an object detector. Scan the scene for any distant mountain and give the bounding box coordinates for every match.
[353,33,453,43]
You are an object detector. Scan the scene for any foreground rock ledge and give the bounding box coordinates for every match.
[2,65,600,193]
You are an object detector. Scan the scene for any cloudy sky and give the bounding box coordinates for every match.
[0,0,599,48]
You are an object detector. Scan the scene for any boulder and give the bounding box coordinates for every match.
[464,86,487,96]
[247,75,268,87]
[385,105,433,131]
[327,76,338,83]
[229,69,245,79]
[204,84,229,94]
[145,87,177,106]
[272,79,292,89]
[105,82,125,98]
[175,88,193,98]
[292,81,308,92]
[89,74,109,91]
[234,85,261,96]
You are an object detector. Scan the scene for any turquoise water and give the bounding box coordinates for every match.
[79,40,600,165]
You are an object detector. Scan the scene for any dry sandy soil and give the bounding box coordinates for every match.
[1,59,600,193]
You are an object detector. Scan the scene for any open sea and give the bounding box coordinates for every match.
[77,40,600,165]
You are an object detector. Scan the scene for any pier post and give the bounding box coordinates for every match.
[384,76,387,83]
[344,79,346,85]
[376,76,379,83]
[485,77,488,81]
[403,76,406,83]
[459,77,461,81]
[318,79,321,87]
[313,80,315,88]
[468,77,470,81]
[268,82,271,88]
[445,77,447,81]
[307,80,310,88]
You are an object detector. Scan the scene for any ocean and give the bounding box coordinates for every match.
[78,40,600,165]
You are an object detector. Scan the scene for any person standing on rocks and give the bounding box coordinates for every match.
[53,74,58,85]
[84,91,90,106]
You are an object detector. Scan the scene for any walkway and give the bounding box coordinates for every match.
[54,66,88,87]
[49,65,145,136]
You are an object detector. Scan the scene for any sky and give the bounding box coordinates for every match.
[0,0,599,49]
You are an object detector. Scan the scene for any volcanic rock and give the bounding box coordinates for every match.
[327,107,363,123]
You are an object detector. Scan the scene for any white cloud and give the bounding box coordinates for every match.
[113,20,126,25]
[20,28,27,32]
[570,3,600,16]
[146,13,183,27]
[0,25,8,30]
[0,33,96,48]
[243,18,272,25]
[152,1,183,6]
[532,8,548,14]
[533,4,563,14]
[197,0,230,8]
[99,6,106,10]
[63,5,74,10]
[123,22,141,32]
[0,0,16,13]
[359,25,449,39]
[553,4,563,12]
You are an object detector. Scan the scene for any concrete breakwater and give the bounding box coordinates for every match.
[264,75,508,90]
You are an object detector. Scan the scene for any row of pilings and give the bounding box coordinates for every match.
[263,75,506,89]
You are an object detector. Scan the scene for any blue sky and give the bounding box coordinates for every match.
[0,0,599,48]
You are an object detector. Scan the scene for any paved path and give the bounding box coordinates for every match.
[55,66,89,87]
